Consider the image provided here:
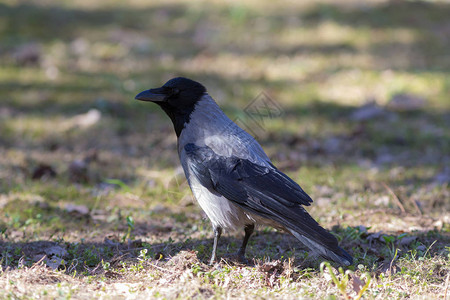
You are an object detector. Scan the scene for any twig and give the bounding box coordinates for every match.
[87,262,102,275]
[445,272,449,300]
[31,255,47,269]
[408,197,423,216]
[423,240,436,259]
[148,262,174,274]
[68,259,79,274]
[122,247,145,252]
[382,183,406,214]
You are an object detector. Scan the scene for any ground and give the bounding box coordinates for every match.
[0,0,449,299]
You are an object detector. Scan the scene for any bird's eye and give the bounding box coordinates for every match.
[172,88,179,95]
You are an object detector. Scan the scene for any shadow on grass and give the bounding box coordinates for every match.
[1,1,449,65]
[2,98,448,162]
[0,2,187,43]
[0,221,448,276]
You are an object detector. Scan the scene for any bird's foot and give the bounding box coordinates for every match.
[208,257,217,266]
[222,252,250,265]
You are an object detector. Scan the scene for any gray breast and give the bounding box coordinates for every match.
[178,94,271,167]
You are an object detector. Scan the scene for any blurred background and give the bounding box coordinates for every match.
[0,0,449,288]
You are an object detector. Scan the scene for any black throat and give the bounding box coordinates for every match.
[157,102,197,137]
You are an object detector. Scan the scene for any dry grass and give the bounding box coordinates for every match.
[0,0,449,298]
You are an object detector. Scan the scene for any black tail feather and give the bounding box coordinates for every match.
[289,230,353,266]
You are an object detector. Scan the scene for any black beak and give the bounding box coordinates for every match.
[135,87,167,102]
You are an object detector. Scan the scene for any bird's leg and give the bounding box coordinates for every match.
[236,224,255,262]
[209,226,222,265]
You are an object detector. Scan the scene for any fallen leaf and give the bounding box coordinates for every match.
[416,245,426,252]
[379,260,399,276]
[259,260,284,287]
[13,42,41,66]
[44,245,68,257]
[260,260,283,273]
[63,109,102,131]
[128,239,143,248]
[398,236,417,246]
[351,101,385,121]
[32,164,57,180]
[45,256,64,270]
[104,237,120,246]
[367,231,383,243]
[105,270,121,279]
[72,109,101,128]
[387,93,426,111]
[357,225,368,233]
[65,203,89,216]
[68,159,89,182]
[350,274,364,294]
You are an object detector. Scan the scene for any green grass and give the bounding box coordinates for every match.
[0,0,449,299]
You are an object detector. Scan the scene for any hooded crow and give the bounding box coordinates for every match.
[135,77,353,266]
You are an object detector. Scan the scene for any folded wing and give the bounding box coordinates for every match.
[184,143,352,265]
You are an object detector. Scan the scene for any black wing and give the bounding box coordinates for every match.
[185,143,313,206]
[184,143,352,265]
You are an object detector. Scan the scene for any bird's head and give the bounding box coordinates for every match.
[135,77,207,136]
[135,77,206,109]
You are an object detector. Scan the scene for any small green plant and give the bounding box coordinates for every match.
[138,249,148,261]
[83,247,100,267]
[104,178,131,193]
[341,226,370,243]
[320,262,371,300]
[101,259,110,271]
[122,215,135,243]
[382,235,398,258]
[0,227,7,239]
